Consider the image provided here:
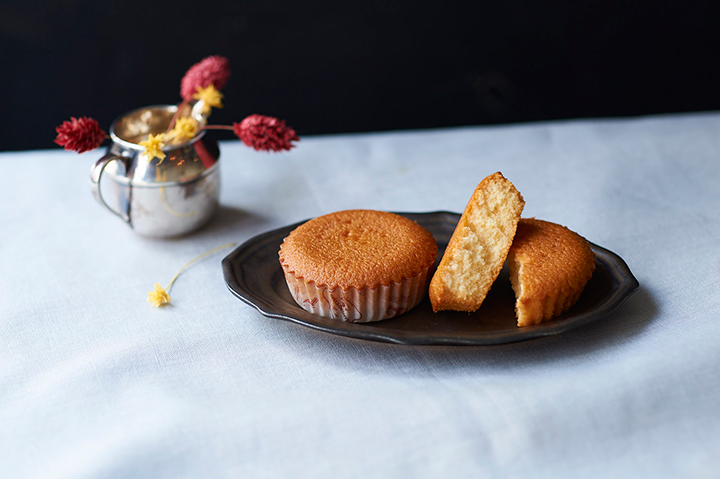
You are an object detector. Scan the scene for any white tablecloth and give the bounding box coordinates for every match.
[2,113,719,478]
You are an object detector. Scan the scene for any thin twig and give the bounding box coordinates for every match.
[166,97,192,133]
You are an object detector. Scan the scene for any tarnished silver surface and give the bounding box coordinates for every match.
[90,104,220,238]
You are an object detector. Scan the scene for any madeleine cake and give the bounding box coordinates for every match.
[279,209,437,322]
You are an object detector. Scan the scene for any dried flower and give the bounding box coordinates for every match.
[139,133,167,163]
[180,55,231,101]
[193,85,224,115]
[57,57,300,164]
[54,116,107,153]
[166,117,198,144]
[148,283,171,307]
[233,114,300,152]
[147,243,236,308]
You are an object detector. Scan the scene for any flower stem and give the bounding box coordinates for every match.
[199,125,235,131]
[165,242,236,293]
[166,97,192,133]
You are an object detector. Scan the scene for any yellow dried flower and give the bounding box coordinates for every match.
[139,133,167,163]
[146,243,236,309]
[148,283,171,307]
[167,117,198,144]
[193,85,224,115]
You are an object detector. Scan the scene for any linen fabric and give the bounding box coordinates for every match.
[2,112,719,478]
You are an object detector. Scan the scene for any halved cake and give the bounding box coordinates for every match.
[508,218,596,327]
[429,172,525,313]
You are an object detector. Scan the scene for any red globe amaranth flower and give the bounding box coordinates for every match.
[180,55,231,101]
[54,117,107,153]
[233,115,299,152]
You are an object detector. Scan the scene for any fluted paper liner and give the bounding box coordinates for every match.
[282,265,432,323]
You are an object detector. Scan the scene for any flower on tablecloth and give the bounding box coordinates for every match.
[147,243,236,308]
[54,117,107,153]
[148,283,171,307]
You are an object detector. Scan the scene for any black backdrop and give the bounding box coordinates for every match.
[1,0,719,151]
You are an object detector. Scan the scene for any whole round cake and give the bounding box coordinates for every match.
[278,210,438,322]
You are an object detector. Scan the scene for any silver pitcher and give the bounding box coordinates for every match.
[90,104,220,238]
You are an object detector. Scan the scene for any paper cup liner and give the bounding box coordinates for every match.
[282,265,432,323]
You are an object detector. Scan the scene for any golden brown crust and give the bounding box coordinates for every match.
[508,218,596,327]
[429,172,525,312]
[278,209,438,290]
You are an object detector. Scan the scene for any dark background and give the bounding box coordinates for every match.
[1,0,719,151]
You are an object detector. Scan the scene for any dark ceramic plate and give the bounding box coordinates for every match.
[222,212,639,345]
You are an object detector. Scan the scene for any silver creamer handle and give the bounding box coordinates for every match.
[89,155,131,225]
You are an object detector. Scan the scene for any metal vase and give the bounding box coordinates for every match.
[90,104,220,238]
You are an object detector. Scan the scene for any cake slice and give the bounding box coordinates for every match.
[508,218,596,327]
[429,172,525,313]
